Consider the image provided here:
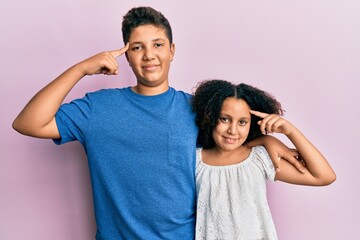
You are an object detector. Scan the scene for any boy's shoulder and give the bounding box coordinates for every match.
[171,87,192,100]
[82,87,130,100]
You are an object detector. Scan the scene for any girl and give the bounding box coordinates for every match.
[191,79,336,239]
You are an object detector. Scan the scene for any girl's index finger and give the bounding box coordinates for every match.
[110,42,130,58]
[249,109,268,119]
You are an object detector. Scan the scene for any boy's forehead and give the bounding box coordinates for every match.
[129,24,169,42]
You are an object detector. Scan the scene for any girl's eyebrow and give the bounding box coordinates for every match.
[220,113,231,118]
[220,113,251,120]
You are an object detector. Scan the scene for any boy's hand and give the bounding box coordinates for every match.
[77,43,129,76]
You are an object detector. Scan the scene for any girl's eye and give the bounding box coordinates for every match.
[220,117,229,123]
[239,120,248,126]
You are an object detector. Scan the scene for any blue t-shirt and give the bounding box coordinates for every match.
[54,87,198,240]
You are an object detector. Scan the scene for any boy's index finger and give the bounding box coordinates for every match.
[250,110,268,119]
[110,42,130,58]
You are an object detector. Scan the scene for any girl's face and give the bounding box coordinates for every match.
[127,24,175,93]
[212,97,251,152]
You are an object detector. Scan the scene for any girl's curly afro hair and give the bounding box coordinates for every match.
[191,79,284,149]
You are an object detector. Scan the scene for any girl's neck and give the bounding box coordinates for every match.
[202,146,251,166]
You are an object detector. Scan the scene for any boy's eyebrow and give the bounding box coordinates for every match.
[130,38,166,45]
[129,41,142,45]
[152,38,166,42]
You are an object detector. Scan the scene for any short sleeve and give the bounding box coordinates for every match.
[195,148,202,167]
[53,93,92,145]
[253,146,276,182]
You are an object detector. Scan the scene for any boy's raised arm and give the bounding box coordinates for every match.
[12,45,129,139]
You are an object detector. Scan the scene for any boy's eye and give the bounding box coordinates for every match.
[132,46,142,51]
[155,43,164,48]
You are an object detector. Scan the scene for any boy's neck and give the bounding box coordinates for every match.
[131,84,169,96]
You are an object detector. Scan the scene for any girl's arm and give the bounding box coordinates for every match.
[12,45,129,139]
[250,110,336,186]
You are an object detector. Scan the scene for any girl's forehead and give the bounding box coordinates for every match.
[222,98,250,114]
[222,98,249,107]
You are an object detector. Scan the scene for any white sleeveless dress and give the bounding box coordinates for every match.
[195,146,278,240]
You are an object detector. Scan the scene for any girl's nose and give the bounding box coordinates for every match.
[227,123,237,135]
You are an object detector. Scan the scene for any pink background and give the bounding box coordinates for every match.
[1,0,359,239]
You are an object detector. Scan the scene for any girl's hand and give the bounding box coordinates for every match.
[250,110,295,136]
[76,43,130,76]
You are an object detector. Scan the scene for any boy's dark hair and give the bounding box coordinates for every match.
[122,6,173,44]
[191,79,284,149]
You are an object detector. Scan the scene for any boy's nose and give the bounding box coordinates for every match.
[143,48,155,60]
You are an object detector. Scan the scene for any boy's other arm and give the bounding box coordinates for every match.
[247,135,306,173]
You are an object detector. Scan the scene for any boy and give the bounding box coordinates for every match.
[13,6,304,239]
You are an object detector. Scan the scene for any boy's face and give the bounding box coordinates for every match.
[212,98,251,152]
[126,24,175,93]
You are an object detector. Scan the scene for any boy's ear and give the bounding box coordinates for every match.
[170,43,175,62]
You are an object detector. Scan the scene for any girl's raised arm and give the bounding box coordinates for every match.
[250,110,336,186]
